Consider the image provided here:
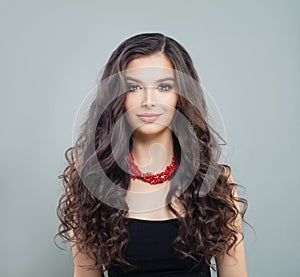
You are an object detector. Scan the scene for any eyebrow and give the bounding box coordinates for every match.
[125,76,175,83]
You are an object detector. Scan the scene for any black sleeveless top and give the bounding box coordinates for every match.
[107,217,211,276]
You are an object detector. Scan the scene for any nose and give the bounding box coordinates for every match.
[141,86,156,107]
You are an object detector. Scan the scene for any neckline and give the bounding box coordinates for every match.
[125,217,179,222]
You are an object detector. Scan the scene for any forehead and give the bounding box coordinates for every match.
[125,53,175,83]
[126,53,174,70]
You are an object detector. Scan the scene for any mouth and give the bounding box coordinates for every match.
[137,113,161,123]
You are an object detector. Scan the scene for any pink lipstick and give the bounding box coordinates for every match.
[137,113,161,123]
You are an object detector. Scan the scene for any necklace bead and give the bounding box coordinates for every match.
[128,153,177,185]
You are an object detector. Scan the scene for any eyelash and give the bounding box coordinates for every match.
[127,84,141,91]
[127,83,173,92]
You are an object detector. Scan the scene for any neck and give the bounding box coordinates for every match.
[130,130,174,174]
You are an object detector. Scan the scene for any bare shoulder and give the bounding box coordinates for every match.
[69,229,104,277]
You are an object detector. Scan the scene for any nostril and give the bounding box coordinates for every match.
[141,102,155,108]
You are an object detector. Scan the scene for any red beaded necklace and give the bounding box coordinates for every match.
[127,153,177,185]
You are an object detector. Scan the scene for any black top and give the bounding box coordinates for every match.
[107,217,211,276]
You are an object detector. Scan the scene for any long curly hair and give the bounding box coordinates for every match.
[54,32,248,272]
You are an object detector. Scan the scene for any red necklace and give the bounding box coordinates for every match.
[127,153,177,185]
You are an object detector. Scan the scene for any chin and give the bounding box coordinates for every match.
[133,125,170,137]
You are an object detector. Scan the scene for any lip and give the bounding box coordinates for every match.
[137,113,161,123]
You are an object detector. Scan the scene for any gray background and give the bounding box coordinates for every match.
[1,0,299,276]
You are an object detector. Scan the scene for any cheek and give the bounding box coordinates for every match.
[166,94,178,108]
[124,93,141,111]
[124,95,133,111]
[124,99,129,111]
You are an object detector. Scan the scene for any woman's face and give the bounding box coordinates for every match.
[124,53,178,138]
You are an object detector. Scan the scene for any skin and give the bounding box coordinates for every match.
[124,53,178,179]
[124,53,181,216]
[70,53,248,277]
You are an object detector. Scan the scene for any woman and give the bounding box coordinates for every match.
[55,33,249,277]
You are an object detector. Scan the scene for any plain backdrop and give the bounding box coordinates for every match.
[1,0,299,276]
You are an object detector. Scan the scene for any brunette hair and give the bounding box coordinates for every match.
[54,32,248,272]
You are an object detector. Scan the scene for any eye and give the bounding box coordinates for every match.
[158,83,173,92]
[127,84,142,92]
